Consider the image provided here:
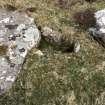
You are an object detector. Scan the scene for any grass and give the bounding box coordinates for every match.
[0,44,8,56]
[0,0,105,105]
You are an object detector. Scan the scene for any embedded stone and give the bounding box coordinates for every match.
[0,9,41,94]
[89,9,105,47]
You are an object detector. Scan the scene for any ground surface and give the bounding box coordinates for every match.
[0,0,105,105]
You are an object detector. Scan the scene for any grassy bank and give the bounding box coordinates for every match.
[0,0,105,105]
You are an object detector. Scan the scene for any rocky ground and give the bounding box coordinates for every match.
[0,0,105,105]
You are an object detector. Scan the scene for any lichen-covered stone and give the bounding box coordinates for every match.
[42,26,62,46]
[0,9,41,94]
[42,26,80,53]
[89,9,105,47]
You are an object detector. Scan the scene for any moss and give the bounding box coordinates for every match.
[0,44,8,56]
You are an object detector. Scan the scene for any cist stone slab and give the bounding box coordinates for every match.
[0,9,41,94]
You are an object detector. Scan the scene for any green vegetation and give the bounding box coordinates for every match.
[0,44,8,56]
[0,0,105,105]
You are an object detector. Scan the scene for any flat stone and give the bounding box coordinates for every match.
[0,9,41,94]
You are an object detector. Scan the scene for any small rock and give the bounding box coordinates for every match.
[73,40,80,53]
[89,8,105,47]
[34,50,44,56]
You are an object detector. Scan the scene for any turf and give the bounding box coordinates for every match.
[0,0,105,105]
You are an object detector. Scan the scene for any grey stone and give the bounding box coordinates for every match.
[89,9,105,47]
[42,26,80,53]
[73,40,80,53]
[0,9,41,94]
[42,26,62,46]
